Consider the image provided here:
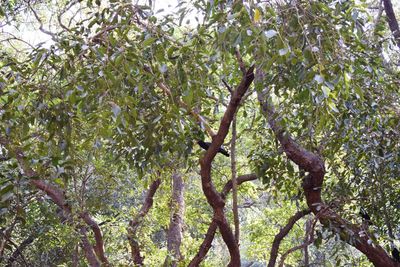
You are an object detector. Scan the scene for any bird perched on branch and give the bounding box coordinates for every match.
[197,140,229,157]
[359,208,371,224]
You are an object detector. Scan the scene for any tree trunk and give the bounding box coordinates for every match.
[189,174,257,267]
[231,114,240,243]
[383,0,400,49]
[199,65,254,267]
[255,68,400,267]
[164,173,185,267]
[128,179,161,265]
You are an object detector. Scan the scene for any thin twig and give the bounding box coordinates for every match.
[235,47,246,75]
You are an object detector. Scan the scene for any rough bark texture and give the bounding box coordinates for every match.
[199,65,254,267]
[383,0,400,49]
[128,179,161,265]
[267,209,310,267]
[164,173,185,267]
[255,69,400,267]
[188,173,257,267]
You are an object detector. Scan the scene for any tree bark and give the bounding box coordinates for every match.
[164,173,185,267]
[79,212,108,265]
[199,65,254,267]
[383,0,400,49]
[255,69,400,267]
[230,114,240,243]
[128,179,161,265]
[188,173,257,267]
[267,209,310,267]
[80,228,100,267]
[303,219,312,266]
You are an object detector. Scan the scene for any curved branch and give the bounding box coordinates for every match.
[80,228,100,267]
[200,65,254,267]
[0,136,106,266]
[27,3,56,40]
[255,69,399,267]
[268,209,311,267]
[383,0,400,49]
[188,173,257,267]
[278,215,318,267]
[128,179,161,265]
[80,212,109,265]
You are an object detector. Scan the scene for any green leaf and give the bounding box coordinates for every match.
[142,37,157,47]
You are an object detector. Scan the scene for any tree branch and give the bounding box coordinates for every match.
[164,173,185,267]
[188,173,257,267]
[79,227,100,267]
[231,114,239,243]
[255,69,400,267]
[200,65,254,266]
[268,209,311,267]
[383,0,400,49]
[0,135,106,266]
[80,212,109,265]
[235,48,246,75]
[278,215,318,267]
[128,179,161,265]
[5,234,36,267]
[27,3,57,40]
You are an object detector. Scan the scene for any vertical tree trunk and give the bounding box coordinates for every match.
[164,173,185,267]
[303,219,311,266]
[231,114,240,243]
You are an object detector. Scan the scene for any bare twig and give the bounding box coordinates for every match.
[222,79,233,94]
[235,48,246,75]
[27,3,57,40]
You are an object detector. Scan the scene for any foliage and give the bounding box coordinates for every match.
[0,0,399,266]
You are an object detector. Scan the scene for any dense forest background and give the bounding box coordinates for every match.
[0,0,400,266]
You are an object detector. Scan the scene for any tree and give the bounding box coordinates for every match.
[0,0,399,266]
